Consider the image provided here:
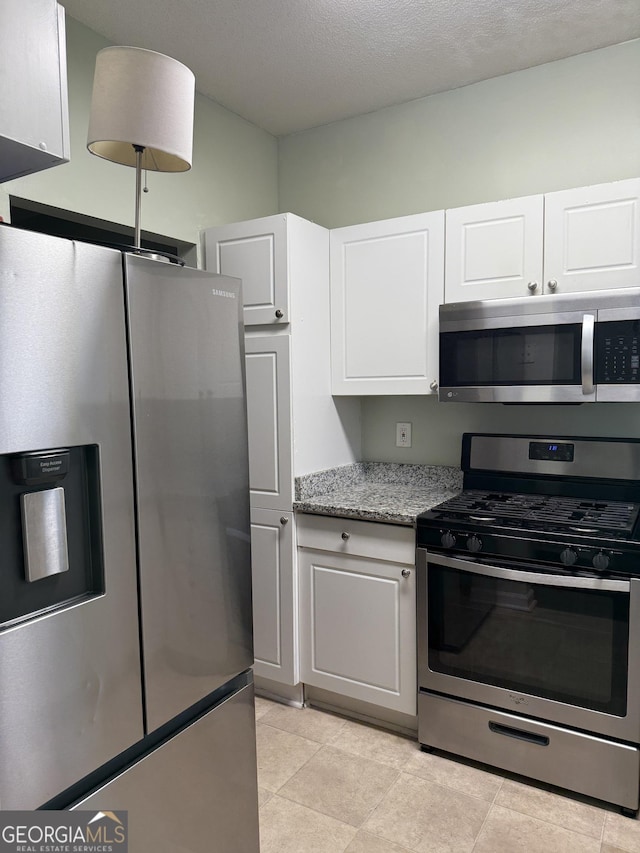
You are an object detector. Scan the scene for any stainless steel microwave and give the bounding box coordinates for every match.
[438,288,640,403]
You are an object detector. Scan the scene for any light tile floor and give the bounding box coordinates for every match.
[255,696,640,853]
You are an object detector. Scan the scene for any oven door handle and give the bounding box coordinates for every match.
[581,313,595,395]
[423,550,630,592]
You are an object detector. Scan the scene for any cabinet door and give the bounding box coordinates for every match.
[251,507,297,685]
[299,546,416,715]
[244,335,293,509]
[0,0,70,181]
[204,215,289,326]
[445,195,544,302]
[330,211,444,395]
[543,179,640,294]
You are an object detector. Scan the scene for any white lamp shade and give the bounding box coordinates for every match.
[87,46,195,172]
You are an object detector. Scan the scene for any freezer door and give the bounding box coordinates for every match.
[73,680,260,853]
[0,228,143,809]
[124,254,253,732]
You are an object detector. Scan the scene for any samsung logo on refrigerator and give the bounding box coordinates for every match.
[212,288,236,299]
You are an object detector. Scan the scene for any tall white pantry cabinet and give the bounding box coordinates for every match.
[204,214,361,688]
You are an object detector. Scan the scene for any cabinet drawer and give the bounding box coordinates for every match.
[296,513,414,564]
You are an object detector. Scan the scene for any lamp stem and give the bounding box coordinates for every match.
[133,144,144,251]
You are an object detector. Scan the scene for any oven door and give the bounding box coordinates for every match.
[438,310,596,403]
[417,550,640,742]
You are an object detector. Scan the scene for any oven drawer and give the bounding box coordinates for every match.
[296,513,414,564]
[419,691,640,811]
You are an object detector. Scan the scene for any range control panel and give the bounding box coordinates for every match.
[417,525,632,575]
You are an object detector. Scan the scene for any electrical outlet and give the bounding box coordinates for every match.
[396,422,412,448]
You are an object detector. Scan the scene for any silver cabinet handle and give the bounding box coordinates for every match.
[527,281,539,293]
[429,380,438,391]
[547,279,558,292]
[341,532,350,540]
[401,568,411,578]
[280,516,289,525]
[275,309,284,319]
[581,313,595,395]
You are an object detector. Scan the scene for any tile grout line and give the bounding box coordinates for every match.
[354,772,421,853]
[257,791,356,853]
[359,766,403,831]
[275,762,403,836]
[469,774,505,852]
[400,751,507,805]
[479,773,611,845]
[482,801,610,850]
[256,720,324,796]
[601,808,640,853]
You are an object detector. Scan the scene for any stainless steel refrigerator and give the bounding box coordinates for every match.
[0,225,259,851]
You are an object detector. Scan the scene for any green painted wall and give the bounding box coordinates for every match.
[361,397,640,467]
[279,40,640,228]
[0,17,278,257]
[277,39,640,465]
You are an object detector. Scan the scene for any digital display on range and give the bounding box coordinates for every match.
[529,442,574,462]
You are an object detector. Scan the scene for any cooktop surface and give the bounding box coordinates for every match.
[429,490,640,537]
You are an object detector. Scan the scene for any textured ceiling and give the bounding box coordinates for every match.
[59,0,640,136]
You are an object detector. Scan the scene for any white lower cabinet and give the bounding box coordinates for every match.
[250,507,297,685]
[297,514,416,716]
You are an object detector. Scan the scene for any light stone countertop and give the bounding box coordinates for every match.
[294,462,463,526]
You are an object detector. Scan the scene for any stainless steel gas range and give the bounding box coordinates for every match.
[416,433,640,815]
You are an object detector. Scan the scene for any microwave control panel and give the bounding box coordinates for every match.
[595,320,640,384]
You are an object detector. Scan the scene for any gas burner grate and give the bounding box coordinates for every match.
[436,490,640,533]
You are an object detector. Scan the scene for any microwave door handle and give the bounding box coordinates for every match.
[581,313,595,395]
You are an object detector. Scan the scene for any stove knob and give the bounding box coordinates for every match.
[441,531,456,548]
[592,551,610,572]
[466,535,482,553]
[560,547,578,566]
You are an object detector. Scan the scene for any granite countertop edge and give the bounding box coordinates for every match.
[292,501,419,526]
[293,462,463,527]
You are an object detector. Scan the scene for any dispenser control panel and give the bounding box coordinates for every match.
[12,450,70,485]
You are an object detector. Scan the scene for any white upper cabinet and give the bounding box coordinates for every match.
[445,195,544,302]
[0,0,70,181]
[204,215,289,325]
[445,179,640,303]
[543,179,640,294]
[330,211,445,395]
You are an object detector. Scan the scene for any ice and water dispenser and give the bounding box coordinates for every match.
[1,445,104,627]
